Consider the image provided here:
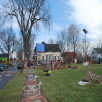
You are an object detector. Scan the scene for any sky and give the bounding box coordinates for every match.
[37,0,102,44]
[0,0,102,45]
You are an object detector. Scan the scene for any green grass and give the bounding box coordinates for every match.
[0,72,25,102]
[36,64,102,102]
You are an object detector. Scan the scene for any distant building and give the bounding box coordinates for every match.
[61,52,75,63]
[0,53,9,63]
[16,50,34,61]
[17,50,24,61]
[91,48,102,63]
[34,42,61,64]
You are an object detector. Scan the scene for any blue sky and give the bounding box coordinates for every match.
[36,0,70,43]
[37,0,102,44]
[36,0,74,43]
[1,0,102,45]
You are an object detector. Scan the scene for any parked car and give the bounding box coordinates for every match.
[0,64,7,71]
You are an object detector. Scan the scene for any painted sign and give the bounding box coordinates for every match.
[22,90,41,97]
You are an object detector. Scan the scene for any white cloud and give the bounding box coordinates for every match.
[65,0,102,40]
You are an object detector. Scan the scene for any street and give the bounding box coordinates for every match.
[0,67,18,89]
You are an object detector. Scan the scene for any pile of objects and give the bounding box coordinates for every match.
[43,68,51,76]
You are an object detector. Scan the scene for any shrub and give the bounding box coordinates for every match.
[90,60,98,64]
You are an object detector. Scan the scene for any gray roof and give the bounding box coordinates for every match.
[94,48,102,54]
[45,44,61,52]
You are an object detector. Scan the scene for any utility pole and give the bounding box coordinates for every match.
[83,29,88,61]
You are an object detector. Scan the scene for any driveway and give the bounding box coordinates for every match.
[0,67,18,89]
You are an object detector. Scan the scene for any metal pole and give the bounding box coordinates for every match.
[83,29,88,62]
[85,32,87,61]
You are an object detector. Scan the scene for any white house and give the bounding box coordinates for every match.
[16,50,34,61]
[34,42,61,64]
[91,48,102,63]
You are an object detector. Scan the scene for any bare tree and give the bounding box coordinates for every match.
[82,39,90,55]
[56,30,66,52]
[77,39,90,62]
[0,27,20,63]
[68,24,80,58]
[48,38,55,44]
[96,39,102,48]
[1,0,51,60]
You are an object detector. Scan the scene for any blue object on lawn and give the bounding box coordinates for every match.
[36,43,45,52]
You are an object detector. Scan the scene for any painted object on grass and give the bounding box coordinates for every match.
[20,96,48,102]
[86,71,102,84]
[23,84,40,92]
[22,90,41,97]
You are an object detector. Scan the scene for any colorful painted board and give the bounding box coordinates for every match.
[24,80,38,86]
[21,96,48,102]
[23,84,40,92]
[22,90,41,97]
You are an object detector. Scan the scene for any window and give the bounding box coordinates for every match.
[92,56,94,60]
[38,54,41,56]
[92,56,96,60]
[94,57,96,60]
[92,51,94,54]
[38,58,41,60]
[46,55,48,60]
[55,56,56,60]
[42,56,44,60]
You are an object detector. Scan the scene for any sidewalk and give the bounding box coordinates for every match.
[19,68,48,102]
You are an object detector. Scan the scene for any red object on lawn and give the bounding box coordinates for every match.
[20,96,48,102]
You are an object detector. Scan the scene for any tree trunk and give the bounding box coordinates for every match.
[7,54,10,65]
[74,45,76,59]
[23,35,31,61]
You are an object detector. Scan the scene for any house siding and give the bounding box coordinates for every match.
[91,48,102,62]
[37,52,61,64]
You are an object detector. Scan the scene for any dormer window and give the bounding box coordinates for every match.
[92,51,94,54]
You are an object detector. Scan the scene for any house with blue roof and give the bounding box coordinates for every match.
[34,42,61,64]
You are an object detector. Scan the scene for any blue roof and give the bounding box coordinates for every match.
[36,43,45,52]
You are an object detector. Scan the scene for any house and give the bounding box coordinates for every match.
[61,52,75,63]
[16,50,34,61]
[91,48,102,63]
[0,53,9,63]
[34,42,61,64]
[17,50,24,61]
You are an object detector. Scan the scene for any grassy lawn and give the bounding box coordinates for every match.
[36,64,102,102]
[0,72,25,102]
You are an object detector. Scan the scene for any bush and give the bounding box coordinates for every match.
[90,60,98,64]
